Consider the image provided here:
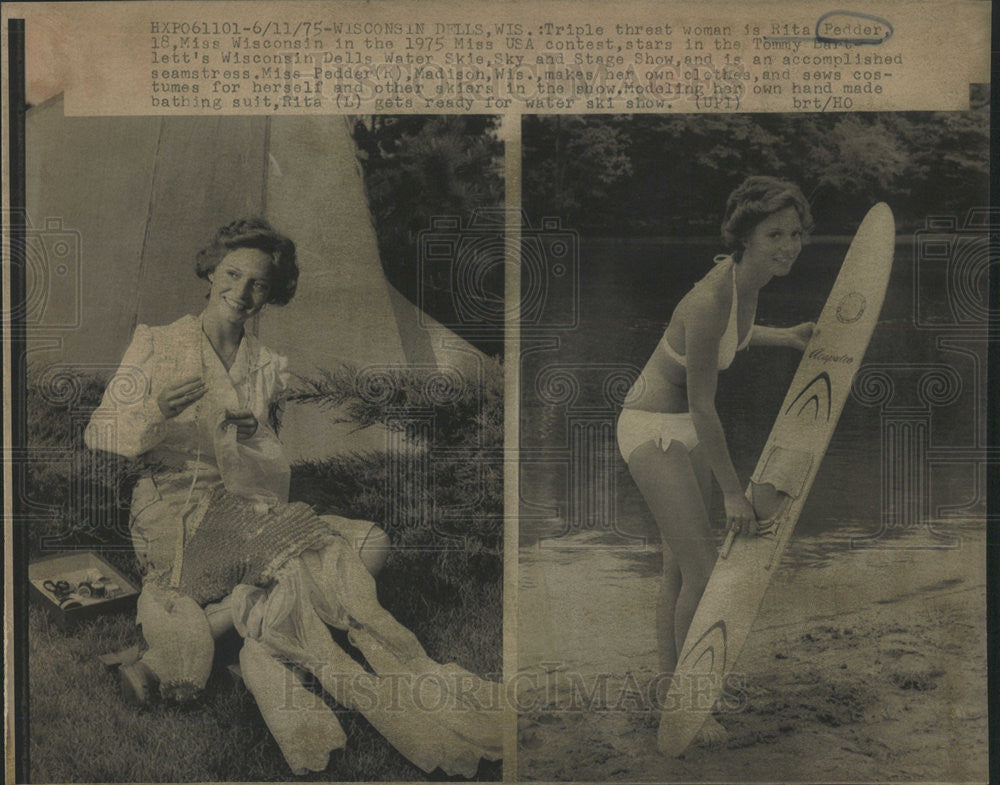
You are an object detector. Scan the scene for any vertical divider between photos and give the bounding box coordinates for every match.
[988,32,1000,785]
[7,16,29,783]
[502,112,522,780]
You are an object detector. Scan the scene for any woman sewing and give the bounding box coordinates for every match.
[85,218,500,777]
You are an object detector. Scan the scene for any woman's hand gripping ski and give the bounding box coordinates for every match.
[721,491,758,558]
[786,321,816,352]
[719,319,813,560]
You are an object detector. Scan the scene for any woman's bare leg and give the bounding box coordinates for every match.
[656,544,683,676]
[627,440,717,672]
[689,444,713,517]
[628,440,726,746]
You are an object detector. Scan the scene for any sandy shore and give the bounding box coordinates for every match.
[517,521,987,782]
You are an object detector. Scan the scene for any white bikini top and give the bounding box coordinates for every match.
[658,256,754,371]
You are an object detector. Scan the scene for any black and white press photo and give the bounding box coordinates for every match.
[3,2,994,784]
[15,86,505,781]
[517,104,989,781]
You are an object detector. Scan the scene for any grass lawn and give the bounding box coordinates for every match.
[24,367,503,781]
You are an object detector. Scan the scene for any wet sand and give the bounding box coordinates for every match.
[517,521,987,782]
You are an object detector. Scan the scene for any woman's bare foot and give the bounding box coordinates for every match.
[693,715,727,747]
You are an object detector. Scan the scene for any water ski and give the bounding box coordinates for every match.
[657,202,896,756]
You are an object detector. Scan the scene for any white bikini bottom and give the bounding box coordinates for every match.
[617,411,812,501]
[616,408,699,463]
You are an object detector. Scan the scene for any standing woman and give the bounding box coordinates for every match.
[617,177,815,745]
[86,218,500,777]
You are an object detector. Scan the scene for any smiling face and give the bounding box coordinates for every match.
[207,247,274,325]
[740,206,804,277]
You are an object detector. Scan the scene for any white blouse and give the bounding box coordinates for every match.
[84,314,292,576]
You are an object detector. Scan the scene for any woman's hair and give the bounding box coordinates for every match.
[195,218,298,305]
[721,176,814,260]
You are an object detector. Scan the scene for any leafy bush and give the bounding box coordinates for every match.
[287,362,503,668]
[25,375,142,578]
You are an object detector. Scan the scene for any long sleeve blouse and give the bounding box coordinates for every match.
[84,314,291,578]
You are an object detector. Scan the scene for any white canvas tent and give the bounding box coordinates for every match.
[26,97,488,458]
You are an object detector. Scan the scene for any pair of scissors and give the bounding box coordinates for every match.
[43,579,72,597]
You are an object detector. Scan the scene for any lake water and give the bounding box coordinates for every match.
[519,236,986,547]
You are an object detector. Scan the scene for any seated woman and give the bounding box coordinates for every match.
[85,218,500,777]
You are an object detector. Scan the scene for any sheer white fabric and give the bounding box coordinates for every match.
[232,538,502,777]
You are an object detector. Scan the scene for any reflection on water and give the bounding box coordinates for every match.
[520,238,985,547]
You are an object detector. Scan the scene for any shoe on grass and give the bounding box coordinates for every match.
[120,660,157,705]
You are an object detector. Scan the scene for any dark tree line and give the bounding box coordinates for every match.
[352,116,504,355]
[350,99,986,346]
[523,87,988,236]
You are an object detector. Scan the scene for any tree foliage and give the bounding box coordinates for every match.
[523,92,988,236]
[352,116,504,354]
